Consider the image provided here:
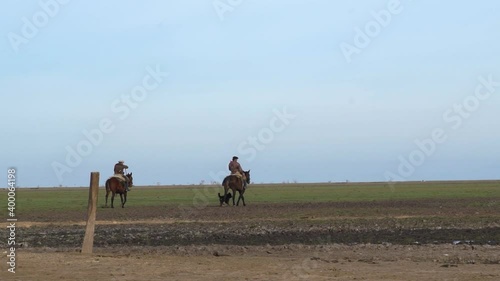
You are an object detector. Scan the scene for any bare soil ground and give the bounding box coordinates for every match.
[1,198,499,280]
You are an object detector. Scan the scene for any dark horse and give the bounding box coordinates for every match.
[105,173,133,208]
[220,170,250,206]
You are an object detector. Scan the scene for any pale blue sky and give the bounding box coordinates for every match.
[1,0,499,187]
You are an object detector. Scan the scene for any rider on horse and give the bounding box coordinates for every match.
[228,156,247,189]
[114,160,131,191]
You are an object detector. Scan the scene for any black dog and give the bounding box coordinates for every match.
[218,192,232,205]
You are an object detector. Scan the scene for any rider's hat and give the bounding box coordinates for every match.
[118,160,124,163]
[232,156,238,160]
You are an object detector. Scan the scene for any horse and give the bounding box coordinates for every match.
[220,170,250,206]
[105,173,133,208]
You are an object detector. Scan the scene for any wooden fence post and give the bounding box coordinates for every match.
[82,172,99,254]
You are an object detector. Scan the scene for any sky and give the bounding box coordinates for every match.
[1,0,499,187]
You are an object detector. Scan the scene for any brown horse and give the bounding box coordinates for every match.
[220,170,250,206]
[105,173,133,208]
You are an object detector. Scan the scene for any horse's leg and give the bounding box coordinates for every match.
[111,192,115,208]
[122,192,127,208]
[241,190,246,206]
[232,187,236,206]
[237,189,245,206]
[105,190,109,207]
[233,179,243,206]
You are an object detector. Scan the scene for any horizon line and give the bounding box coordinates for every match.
[5,179,499,189]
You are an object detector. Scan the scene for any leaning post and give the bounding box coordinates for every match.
[82,172,99,254]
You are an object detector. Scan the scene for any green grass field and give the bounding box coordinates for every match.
[2,180,499,217]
